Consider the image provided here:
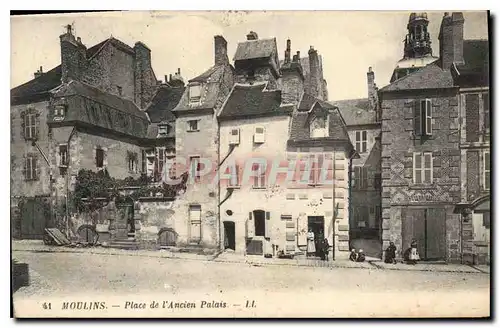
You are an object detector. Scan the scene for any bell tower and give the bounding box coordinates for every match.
[403,12,433,58]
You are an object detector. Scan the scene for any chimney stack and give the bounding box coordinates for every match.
[285,39,291,63]
[246,31,258,41]
[308,46,321,99]
[134,41,153,108]
[367,66,377,111]
[60,24,87,83]
[34,66,43,79]
[439,12,465,69]
[214,35,228,66]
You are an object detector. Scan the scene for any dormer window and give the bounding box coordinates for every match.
[158,124,170,136]
[53,105,66,121]
[189,84,202,104]
[310,116,328,138]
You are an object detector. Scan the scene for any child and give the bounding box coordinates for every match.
[408,239,420,264]
[384,242,397,264]
[349,248,357,262]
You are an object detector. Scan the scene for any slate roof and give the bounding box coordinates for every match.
[454,39,489,87]
[145,85,185,123]
[233,38,277,61]
[51,80,149,139]
[10,37,129,106]
[379,62,454,92]
[288,94,351,143]
[218,83,289,120]
[331,98,378,126]
[173,64,232,113]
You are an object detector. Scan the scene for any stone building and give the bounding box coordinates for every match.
[169,35,235,250]
[379,12,489,263]
[452,37,490,264]
[332,67,382,258]
[10,25,180,246]
[217,35,355,260]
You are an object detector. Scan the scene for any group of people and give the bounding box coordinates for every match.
[306,230,330,261]
[349,249,366,262]
[384,239,420,265]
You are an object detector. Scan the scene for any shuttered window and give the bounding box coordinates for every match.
[24,113,37,140]
[252,163,266,189]
[23,155,39,181]
[414,99,432,136]
[228,163,240,187]
[355,131,367,153]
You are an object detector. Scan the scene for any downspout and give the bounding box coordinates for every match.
[332,149,336,261]
[65,127,77,237]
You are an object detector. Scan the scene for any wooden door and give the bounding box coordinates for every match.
[425,208,446,260]
[401,208,425,256]
[21,198,46,239]
[116,205,131,239]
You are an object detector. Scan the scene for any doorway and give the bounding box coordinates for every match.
[254,210,266,237]
[308,216,324,256]
[223,221,236,250]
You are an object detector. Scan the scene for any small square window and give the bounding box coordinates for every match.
[59,144,68,166]
[189,85,202,103]
[187,120,199,132]
[158,124,170,135]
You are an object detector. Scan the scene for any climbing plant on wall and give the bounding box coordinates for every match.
[73,169,189,213]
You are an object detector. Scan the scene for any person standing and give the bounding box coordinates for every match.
[321,238,330,261]
[409,238,420,264]
[307,229,316,257]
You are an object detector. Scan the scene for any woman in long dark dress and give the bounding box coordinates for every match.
[384,242,397,264]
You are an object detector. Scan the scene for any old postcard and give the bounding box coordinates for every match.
[10,10,490,318]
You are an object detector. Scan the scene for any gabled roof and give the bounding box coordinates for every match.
[146,85,185,123]
[380,62,454,92]
[218,83,289,120]
[454,39,489,87]
[289,94,351,143]
[10,37,130,106]
[332,98,378,126]
[233,38,277,61]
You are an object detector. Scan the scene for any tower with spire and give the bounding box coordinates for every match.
[390,12,439,82]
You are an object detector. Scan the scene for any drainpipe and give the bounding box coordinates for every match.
[65,127,77,237]
[332,149,336,261]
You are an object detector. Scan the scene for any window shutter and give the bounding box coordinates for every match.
[20,111,26,140]
[35,112,41,140]
[367,168,374,188]
[424,153,432,183]
[414,101,422,136]
[483,92,490,131]
[265,211,271,238]
[362,131,367,153]
[352,166,358,189]
[33,156,39,180]
[425,99,432,135]
[466,94,480,142]
[247,212,255,238]
[22,156,27,180]
[297,214,307,246]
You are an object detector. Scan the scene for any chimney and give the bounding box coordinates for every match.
[34,66,43,79]
[134,41,153,108]
[214,35,228,66]
[367,66,376,110]
[439,12,465,69]
[59,24,87,83]
[296,51,300,62]
[284,39,291,64]
[308,46,321,99]
[246,31,258,41]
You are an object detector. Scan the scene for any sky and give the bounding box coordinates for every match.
[11,11,489,101]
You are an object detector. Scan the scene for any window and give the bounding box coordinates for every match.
[253,163,266,189]
[190,156,201,182]
[228,163,240,187]
[187,120,199,132]
[281,215,292,221]
[128,152,138,173]
[96,148,104,169]
[189,85,202,103]
[59,144,68,167]
[414,99,432,136]
[374,173,382,190]
[156,148,165,179]
[308,154,324,185]
[141,150,147,173]
[355,131,367,153]
[483,212,490,229]
[484,151,490,190]
[24,155,38,181]
[158,124,169,135]
[53,105,66,120]
[353,166,368,189]
[413,152,433,184]
[310,116,328,138]
[254,126,265,144]
[24,112,37,140]
[116,85,122,96]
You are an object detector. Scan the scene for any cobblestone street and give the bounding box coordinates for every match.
[12,248,490,317]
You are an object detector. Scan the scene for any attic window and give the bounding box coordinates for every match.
[189,84,202,103]
[310,116,328,138]
[158,124,170,135]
